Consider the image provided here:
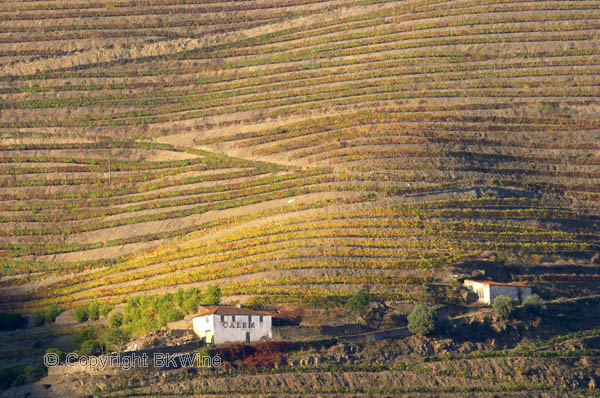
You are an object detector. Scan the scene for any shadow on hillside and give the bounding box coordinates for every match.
[528,297,600,340]
[447,320,496,343]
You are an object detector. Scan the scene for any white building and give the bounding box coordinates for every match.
[463,279,532,305]
[192,306,272,345]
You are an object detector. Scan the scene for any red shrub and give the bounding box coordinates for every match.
[242,350,282,370]
[215,341,291,370]
[255,340,291,354]
[215,343,255,362]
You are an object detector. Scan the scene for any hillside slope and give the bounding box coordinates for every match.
[0,0,599,329]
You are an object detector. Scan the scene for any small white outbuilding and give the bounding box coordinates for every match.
[192,306,272,345]
[463,279,532,305]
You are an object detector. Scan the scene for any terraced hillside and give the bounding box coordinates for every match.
[0,0,599,394]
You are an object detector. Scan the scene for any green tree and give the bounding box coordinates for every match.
[14,364,47,387]
[73,304,89,323]
[120,287,222,337]
[202,285,221,306]
[31,311,45,327]
[175,288,185,308]
[87,302,100,321]
[77,339,102,356]
[108,312,123,328]
[99,304,114,318]
[180,288,201,314]
[407,304,436,336]
[44,304,62,323]
[181,297,199,314]
[158,307,183,325]
[102,327,130,352]
[522,294,544,315]
[72,327,98,350]
[493,295,514,319]
[345,288,370,314]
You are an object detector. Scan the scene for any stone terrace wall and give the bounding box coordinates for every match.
[273,324,371,340]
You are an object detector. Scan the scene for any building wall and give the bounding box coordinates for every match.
[193,314,272,345]
[483,284,491,304]
[213,314,272,345]
[192,315,214,342]
[464,280,532,304]
[464,281,489,304]
[488,285,532,304]
[521,286,533,301]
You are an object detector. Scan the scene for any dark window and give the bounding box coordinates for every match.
[232,315,236,322]
[220,315,224,322]
[259,315,263,322]
[248,315,252,323]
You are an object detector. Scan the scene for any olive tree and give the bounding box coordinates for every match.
[407,304,436,336]
[493,295,514,319]
[345,288,370,314]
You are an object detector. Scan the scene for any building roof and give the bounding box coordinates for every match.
[463,279,531,288]
[194,305,272,317]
